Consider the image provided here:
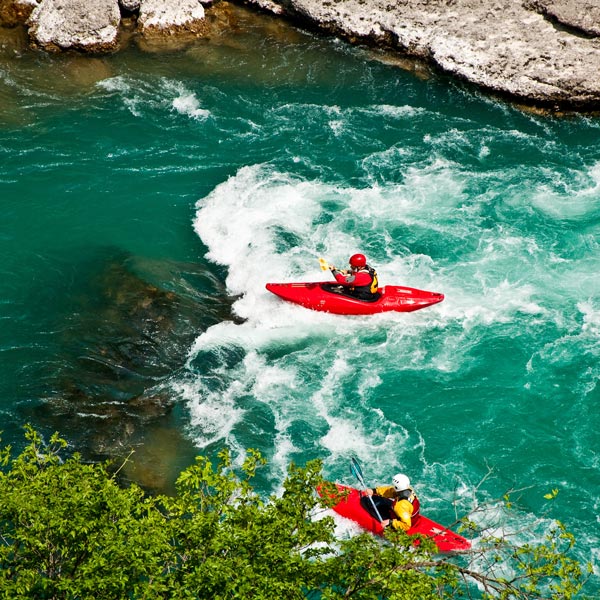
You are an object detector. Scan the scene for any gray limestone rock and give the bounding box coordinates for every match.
[246,0,600,109]
[27,0,120,52]
[119,0,140,13]
[136,0,207,52]
[526,0,600,37]
[138,0,205,35]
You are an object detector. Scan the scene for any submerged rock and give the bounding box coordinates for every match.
[25,250,236,489]
[27,0,121,52]
[0,17,27,51]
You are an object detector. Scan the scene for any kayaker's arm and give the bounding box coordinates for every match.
[386,518,410,532]
[373,485,396,498]
[330,266,356,285]
[389,499,414,531]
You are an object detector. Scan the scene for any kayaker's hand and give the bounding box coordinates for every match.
[329,265,336,272]
[383,519,392,528]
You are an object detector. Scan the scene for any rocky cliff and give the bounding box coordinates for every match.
[246,0,600,109]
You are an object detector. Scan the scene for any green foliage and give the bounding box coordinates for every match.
[0,427,591,599]
[0,426,169,599]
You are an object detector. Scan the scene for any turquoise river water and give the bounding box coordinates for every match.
[1,6,598,594]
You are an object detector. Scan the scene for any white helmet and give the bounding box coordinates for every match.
[392,473,410,492]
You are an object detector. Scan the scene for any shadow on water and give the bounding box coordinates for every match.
[19,247,238,493]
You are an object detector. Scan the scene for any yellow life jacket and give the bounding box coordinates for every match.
[369,269,379,294]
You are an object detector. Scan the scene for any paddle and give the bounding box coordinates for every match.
[318,257,330,271]
[350,456,384,523]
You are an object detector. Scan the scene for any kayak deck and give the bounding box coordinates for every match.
[266,282,444,315]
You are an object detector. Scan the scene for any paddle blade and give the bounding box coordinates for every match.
[318,257,329,271]
[350,457,366,487]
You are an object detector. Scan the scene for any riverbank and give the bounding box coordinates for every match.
[1,0,600,110]
[247,0,600,111]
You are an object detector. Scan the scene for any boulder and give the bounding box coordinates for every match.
[136,0,207,51]
[119,0,140,13]
[0,0,38,26]
[27,0,120,52]
[244,0,285,15]
[246,0,600,109]
[138,0,205,35]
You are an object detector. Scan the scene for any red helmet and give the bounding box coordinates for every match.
[349,253,367,268]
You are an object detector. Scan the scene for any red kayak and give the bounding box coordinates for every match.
[320,484,471,553]
[266,282,444,315]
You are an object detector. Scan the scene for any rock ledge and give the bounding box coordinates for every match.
[246,0,600,110]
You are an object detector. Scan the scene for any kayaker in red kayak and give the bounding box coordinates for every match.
[328,253,380,301]
[361,473,421,532]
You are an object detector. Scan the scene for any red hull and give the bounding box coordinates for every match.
[266,282,444,315]
[320,484,470,553]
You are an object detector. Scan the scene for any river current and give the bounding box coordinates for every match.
[1,6,598,592]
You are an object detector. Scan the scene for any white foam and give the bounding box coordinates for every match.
[97,75,145,116]
[529,161,600,222]
[369,104,424,119]
[172,373,245,449]
[305,355,407,468]
[97,76,211,121]
[172,93,210,120]
[579,301,600,337]
[96,75,130,94]
[182,161,597,497]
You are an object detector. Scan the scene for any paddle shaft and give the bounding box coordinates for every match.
[350,458,385,523]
